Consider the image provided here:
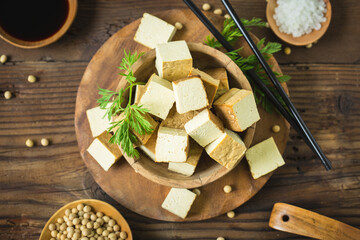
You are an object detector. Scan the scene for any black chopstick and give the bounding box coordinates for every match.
[183,0,332,170]
[221,0,331,170]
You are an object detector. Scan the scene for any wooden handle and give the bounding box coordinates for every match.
[269,203,360,240]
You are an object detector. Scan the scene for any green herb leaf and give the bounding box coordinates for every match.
[109,119,139,158]
[118,50,144,84]
[204,35,222,48]
[241,17,267,30]
[97,50,153,157]
[204,18,267,49]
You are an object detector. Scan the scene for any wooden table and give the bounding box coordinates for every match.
[0,0,359,239]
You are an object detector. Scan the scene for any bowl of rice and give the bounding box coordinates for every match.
[266,0,332,46]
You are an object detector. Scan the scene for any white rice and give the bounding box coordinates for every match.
[273,0,327,38]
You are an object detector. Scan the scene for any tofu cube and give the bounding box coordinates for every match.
[203,68,229,100]
[161,105,200,130]
[139,125,158,161]
[190,68,220,105]
[112,112,158,145]
[155,40,193,81]
[155,126,189,162]
[214,88,260,132]
[87,131,122,171]
[134,84,146,104]
[138,73,175,120]
[205,129,246,169]
[168,140,203,176]
[86,105,111,137]
[184,108,224,147]
[172,76,209,114]
[161,188,197,219]
[134,13,176,49]
[245,137,285,179]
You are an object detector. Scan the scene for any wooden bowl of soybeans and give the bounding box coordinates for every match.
[39,199,132,240]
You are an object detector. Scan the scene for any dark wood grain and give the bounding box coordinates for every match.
[0,0,360,239]
[1,62,359,239]
[0,0,359,64]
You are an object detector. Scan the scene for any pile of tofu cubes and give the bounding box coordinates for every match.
[86,13,285,219]
[133,39,259,176]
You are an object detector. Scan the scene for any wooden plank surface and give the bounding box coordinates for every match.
[0,0,359,64]
[1,62,359,239]
[0,0,360,239]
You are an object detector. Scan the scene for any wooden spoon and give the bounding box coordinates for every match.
[266,0,332,46]
[269,203,360,239]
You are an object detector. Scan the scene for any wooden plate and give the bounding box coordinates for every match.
[74,9,290,222]
[39,199,132,240]
[118,42,255,189]
[266,0,332,46]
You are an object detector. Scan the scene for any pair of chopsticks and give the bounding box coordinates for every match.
[183,0,332,170]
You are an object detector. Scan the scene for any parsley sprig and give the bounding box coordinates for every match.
[205,18,291,113]
[97,50,153,158]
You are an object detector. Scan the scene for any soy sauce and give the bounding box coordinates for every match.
[0,0,69,41]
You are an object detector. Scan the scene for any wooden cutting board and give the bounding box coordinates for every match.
[74,9,290,222]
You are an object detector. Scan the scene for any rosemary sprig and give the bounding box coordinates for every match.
[97,50,153,158]
[205,18,291,113]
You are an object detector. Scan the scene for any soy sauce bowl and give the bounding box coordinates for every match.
[0,0,77,49]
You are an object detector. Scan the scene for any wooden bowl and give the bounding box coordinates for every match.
[266,0,332,46]
[0,0,77,49]
[39,199,132,240]
[118,42,256,189]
